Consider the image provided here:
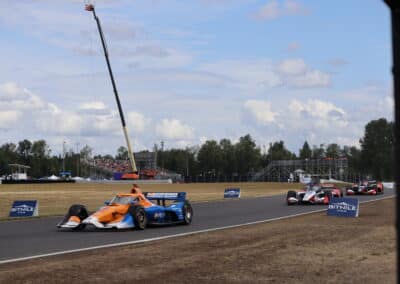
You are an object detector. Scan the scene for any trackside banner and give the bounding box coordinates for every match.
[224,188,241,198]
[327,198,359,218]
[9,200,39,217]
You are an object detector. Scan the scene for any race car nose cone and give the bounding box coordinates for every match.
[82,216,104,228]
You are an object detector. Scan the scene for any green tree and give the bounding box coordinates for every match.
[17,139,32,161]
[0,143,18,175]
[80,145,93,160]
[360,118,394,180]
[235,135,261,174]
[219,138,236,175]
[325,143,341,158]
[30,140,50,177]
[342,145,362,174]
[197,140,223,174]
[299,141,312,159]
[312,144,325,159]
[267,141,296,161]
[31,140,49,158]
[116,146,128,160]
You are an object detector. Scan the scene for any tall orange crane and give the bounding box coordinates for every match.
[85,3,138,179]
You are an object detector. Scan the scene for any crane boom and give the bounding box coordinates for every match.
[85,4,138,174]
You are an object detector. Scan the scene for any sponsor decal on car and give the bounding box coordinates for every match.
[154,212,165,219]
[147,192,179,199]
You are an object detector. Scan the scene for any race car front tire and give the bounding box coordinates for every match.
[286,191,297,205]
[68,204,89,220]
[129,205,147,230]
[67,204,88,231]
[182,201,193,225]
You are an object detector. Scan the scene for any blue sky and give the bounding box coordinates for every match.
[0,0,393,156]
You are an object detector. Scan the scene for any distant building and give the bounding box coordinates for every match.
[9,164,30,180]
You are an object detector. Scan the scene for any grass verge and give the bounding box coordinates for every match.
[0,182,302,218]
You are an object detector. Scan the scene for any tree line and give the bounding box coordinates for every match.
[0,118,394,180]
[157,118,394,181]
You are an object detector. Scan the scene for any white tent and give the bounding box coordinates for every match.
[48,175,59,180]
[72,176,84,181]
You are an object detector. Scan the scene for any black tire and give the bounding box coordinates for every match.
[68,204,89,221]
[377,185,383,195]
[340,189,344,197]
[72,223,87,231]
[182,201,193,225]
[65,204,88,231]
[286,191,297,205]
[129,205,147,230]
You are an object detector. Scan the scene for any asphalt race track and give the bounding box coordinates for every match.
[0,188,394,263]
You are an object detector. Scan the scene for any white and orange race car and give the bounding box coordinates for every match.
[57,185,193,230]
[286,183,343,205]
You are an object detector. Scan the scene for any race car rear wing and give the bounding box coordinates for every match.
[144,192,187,202]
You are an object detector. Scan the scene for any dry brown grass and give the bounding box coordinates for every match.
[0,198,394,283]
[0,182,302,218]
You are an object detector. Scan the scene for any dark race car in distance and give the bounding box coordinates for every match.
[286,183,343,205]
[346,180,384,195]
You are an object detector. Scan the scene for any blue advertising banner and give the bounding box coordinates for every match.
[224,188,241,198]
[9,200,39,217]
[327,198,359,218]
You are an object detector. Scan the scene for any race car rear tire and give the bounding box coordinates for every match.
[182,201,193,225]
[326,191,333,203]
[129,206,147,230]
[286,191,297,205]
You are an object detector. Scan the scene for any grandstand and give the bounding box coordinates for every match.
[82,151,182,182]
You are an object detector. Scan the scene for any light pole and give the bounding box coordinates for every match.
[62,141,66,173]
[76,142,80,177]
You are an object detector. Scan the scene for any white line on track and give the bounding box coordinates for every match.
[0,195,394,265]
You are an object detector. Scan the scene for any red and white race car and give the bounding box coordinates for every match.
[346,180,384,195]
[286,183,343,205]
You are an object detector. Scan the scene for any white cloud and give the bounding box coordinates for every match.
[36,110,83,135]
[0,110,21,129]
[0,81,124,137]
[155,119,194,140]
[79,101,107,110]
[0,82,22,99]
[286,70,330,88]
[288,99,348,128]
[0,82,45,110]
[253,0,308,21]
[277,58,330,88]
[277,58,307,75]
[244,100,278,125]
[127,111,149,133]
[200,59,282,91]
[200,58,330,91]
